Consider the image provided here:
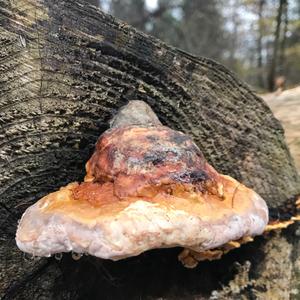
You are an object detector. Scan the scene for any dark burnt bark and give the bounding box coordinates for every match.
[0,0,300,299]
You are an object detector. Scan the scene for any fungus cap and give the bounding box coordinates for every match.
[16,101,268,261]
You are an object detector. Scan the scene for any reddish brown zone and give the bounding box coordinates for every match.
[75,125,219,205]
[73,182,119,206]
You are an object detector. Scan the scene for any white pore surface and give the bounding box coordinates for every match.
[16,196,268,260]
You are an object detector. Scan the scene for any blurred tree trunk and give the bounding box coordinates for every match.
[267,0,285,91]
[228,0,240,72]
[278,0,288,75]
[110,0,147,31]
[257,0,265,89]
[180,0,227,61]
[1,0,300,299]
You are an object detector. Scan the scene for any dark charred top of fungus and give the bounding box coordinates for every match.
[82,125,217,202]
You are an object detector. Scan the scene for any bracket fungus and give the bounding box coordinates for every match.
[16,101,269,268]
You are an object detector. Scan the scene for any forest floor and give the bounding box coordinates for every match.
[261,86,300,173]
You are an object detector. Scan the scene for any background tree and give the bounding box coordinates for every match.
[278,0,288,73]
[257,0,266,89]
[268,0,286,91]
[94,0,300,91]
[176,0,227,61]
[284,0,300,86]
[110,0,147,31]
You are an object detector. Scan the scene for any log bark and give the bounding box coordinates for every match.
[0,0,300,299]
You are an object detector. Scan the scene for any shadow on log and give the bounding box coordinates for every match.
[0,0,300,299]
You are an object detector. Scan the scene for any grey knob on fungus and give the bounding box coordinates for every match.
[15,101,269,266]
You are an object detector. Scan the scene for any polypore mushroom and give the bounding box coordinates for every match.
[16,101,268,266]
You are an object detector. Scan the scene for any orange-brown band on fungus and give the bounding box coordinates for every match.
[72,182,119,206]
[72,180,210,207]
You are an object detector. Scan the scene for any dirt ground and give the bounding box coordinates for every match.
[261,86,300,173]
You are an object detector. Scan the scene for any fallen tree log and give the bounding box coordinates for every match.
[0,0,300,299]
